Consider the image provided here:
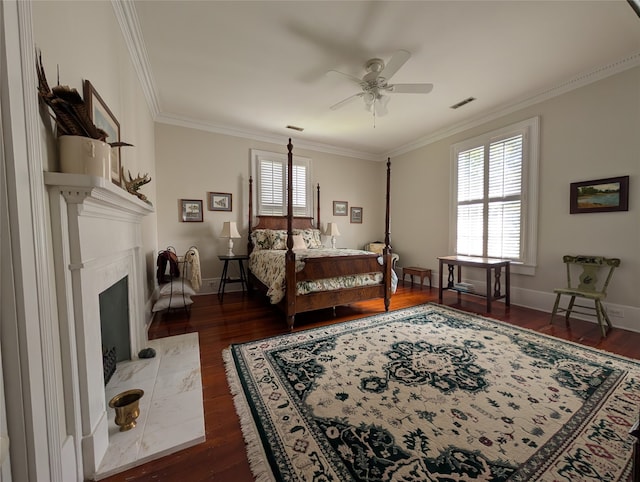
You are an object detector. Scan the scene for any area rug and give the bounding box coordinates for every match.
[224,304,639,481]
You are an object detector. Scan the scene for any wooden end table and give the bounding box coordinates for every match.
[217,254,248,301]
[438,255,510,313]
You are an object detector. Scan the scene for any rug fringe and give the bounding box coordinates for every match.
[223,348,276,482]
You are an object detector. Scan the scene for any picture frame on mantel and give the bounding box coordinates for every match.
[83,80,121,186]
[570,175,629,214]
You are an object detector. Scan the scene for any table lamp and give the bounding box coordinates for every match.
[325,222,340,249]
[220,221,241,256]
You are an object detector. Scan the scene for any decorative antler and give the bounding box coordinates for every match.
[121,168,152,205]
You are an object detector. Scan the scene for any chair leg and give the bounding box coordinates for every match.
[596,300,611,337]
[550,294,562,324]
[565,296,576,323]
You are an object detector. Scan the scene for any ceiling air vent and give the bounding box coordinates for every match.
[286,125,304,132]
[450,97,476,110]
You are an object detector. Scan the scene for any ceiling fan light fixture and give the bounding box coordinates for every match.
[327,50,433,123]
[363,91,376,105]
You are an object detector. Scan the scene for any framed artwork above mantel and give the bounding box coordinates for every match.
[83,80,121,186]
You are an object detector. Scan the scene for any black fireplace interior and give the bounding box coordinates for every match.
[99,276,130,384]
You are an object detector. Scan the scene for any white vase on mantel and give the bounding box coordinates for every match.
[58,135,111,179]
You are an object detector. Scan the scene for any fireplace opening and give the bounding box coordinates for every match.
[99,276,130,385]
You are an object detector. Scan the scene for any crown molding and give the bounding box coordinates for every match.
[111,0,161,117]
[386,52,640,159]
[155,112,380,161]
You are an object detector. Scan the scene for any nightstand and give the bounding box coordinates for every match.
[217,254,248,301]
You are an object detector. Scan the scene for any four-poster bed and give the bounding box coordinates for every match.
[247,139,394,329]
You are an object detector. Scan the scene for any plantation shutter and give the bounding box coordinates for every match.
[456,146,484,256]
[455,135,524,260]
[259,159,284,215]
[255,153,311,217]
[487,135,523,259]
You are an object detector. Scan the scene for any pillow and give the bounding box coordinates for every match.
[152,295,193,312]
[270,230,288,250]
[293,228,323,249]
[310,229,323,248]
[291,234,306,251]
[159,279,196,297]
[251,229,272,250]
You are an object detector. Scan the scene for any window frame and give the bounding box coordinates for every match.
[250,148,313,217]
[449,117,539,275]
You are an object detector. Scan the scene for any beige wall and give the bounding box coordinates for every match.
[391,67,639,323]
[154,124,387,284]
[33,0,158,296]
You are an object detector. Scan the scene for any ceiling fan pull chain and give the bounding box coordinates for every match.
[373,97,377,128]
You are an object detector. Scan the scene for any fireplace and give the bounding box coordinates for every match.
[45,172,154,479]
[99,276,129,384]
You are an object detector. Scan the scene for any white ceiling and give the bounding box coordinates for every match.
[131,0,640,160]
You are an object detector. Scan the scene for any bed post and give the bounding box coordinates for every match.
[316,183,321,230]
[248,176,253,255]
[383,158,392,311]
[285,139,296,329]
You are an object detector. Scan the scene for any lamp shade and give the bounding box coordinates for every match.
[220,221,241,239]
[325,222,340,237]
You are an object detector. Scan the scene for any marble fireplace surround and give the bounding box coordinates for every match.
[45,172,155,479]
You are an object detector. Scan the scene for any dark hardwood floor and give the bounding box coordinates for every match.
[100,283,640,482]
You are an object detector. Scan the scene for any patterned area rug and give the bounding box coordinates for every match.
[224,304,639,481]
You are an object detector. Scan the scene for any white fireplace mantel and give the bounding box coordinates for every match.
[45,171,154,479]
[44,172,154,218]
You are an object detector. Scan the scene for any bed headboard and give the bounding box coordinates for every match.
[252,216,315,230]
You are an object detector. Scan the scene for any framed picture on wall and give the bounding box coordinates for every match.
[208,192,232,211]
[570,176,629,214]
[83,80,121,186]
[180,199,203,222]
[333,201,348,216]
[350,206,363,224]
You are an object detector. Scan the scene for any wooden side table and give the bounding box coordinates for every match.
[217,254,248,301]
[437,255,510,313]
[402,266,432,288]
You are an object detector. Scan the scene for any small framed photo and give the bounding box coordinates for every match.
[83,80,121,186]
[570,176,629,214]
[180,199,203,222]
[208,192,232,211]
[333,201,348,216]
[350,206,363,224]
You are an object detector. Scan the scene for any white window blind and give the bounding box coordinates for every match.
[451,117,539,273]
[251,149,312,217]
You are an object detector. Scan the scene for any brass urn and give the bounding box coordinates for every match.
[109,389,144,432]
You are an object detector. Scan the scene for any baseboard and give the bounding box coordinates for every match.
[432,277,639,334]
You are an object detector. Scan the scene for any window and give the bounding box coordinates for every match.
[450,117,539,275]
[251,149,312,217]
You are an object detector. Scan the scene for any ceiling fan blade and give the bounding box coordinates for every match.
[387,83,434,94]
[327,69,365,86]
[380,49,411,81]
[330,92,364,110]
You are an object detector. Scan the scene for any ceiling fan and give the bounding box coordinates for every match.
[328,50,433,120]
